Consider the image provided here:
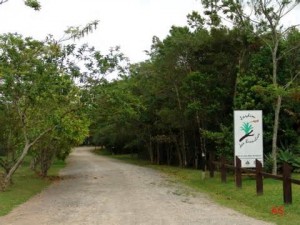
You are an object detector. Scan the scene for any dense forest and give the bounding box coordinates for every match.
[89,1,300,174]
[0,0,299,190]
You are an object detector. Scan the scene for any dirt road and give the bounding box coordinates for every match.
[0,147,272,225]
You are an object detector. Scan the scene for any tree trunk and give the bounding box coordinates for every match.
[173,82,187,167]
[272,95,282,175]
[40,148,50,177]
[30,155,39,171]
[175,140,183,167]
[180,129,187,167]
[148,136,154,163]
[167,145,171,165]
[3,144,30,189]
[0,159,12,175]
[233,49,246,108]
[156,143,160,165]
[271,38,280,175]
[196,112,207,175]
[2,127,53,189]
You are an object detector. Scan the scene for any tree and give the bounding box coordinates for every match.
[0,106,22,175]
[31,109,89,177]
[89,78,144,154]
[116,24,240,167]
[0,33,88,188]
[149,26,199,167]
[201,0,300,174]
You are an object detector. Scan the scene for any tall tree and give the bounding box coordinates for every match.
[201,0,300,174]
[0,33,88,188]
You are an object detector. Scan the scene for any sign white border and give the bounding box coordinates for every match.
[234,110,263,168]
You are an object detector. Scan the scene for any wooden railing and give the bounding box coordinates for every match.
[209,156,300,204]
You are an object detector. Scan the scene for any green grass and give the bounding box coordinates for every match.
[0,159,65,216]
[95,149,300,225]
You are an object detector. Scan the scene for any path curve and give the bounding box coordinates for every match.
[0,147,273,225]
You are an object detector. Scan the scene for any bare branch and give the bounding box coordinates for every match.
[28,126,55,148]
[0,0,8,5]
[284,71,300,90]
[282,24,300,35]
[280,2,299,19]
[59,20,100,42]
[277,43,300,61]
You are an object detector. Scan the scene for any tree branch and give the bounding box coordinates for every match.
[28,126,55,149]
[15,101,29,144]
[280,2,299,19]
[0,0,8,5]
[284,71,300,90]
[277,43,300,61]
[58,20,100,43]
[282,24,300,35]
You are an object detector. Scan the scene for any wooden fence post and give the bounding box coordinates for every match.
[235,156,242,188]
[221,156,226,183]
[283,162,292,204]
[255,159,263,195]
[209,151,215,178]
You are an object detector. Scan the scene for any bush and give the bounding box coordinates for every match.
[277,149,300,172]
[263,153,273,173]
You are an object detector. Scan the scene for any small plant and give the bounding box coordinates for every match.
[277,149,300,172]
[264,153,274,173]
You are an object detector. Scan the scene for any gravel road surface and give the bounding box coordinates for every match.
[0,147,273,225]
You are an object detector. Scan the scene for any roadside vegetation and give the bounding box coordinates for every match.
[90,1,300,178]
[0,2,125,191]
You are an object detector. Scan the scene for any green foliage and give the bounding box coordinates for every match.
[0,32,95,185]
[278,150,294,163]
[63,20,100,41]
[203,124,233,161]
[187,11,205,30]
[0,0,41,10]
[202,0,300,175]
[263,153,274,173]
[278,149,300,171]
[89,79,145,152]
[88,11,299,169]
[24,0,41,10]
[58,1,298,173]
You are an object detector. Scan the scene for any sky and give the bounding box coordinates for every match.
[0,0,203,63]
[0,0,299,64]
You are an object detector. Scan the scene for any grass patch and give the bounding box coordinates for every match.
[0,158,66,216]
[95,149,300,225]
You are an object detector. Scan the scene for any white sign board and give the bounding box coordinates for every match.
[234,110,263,168]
